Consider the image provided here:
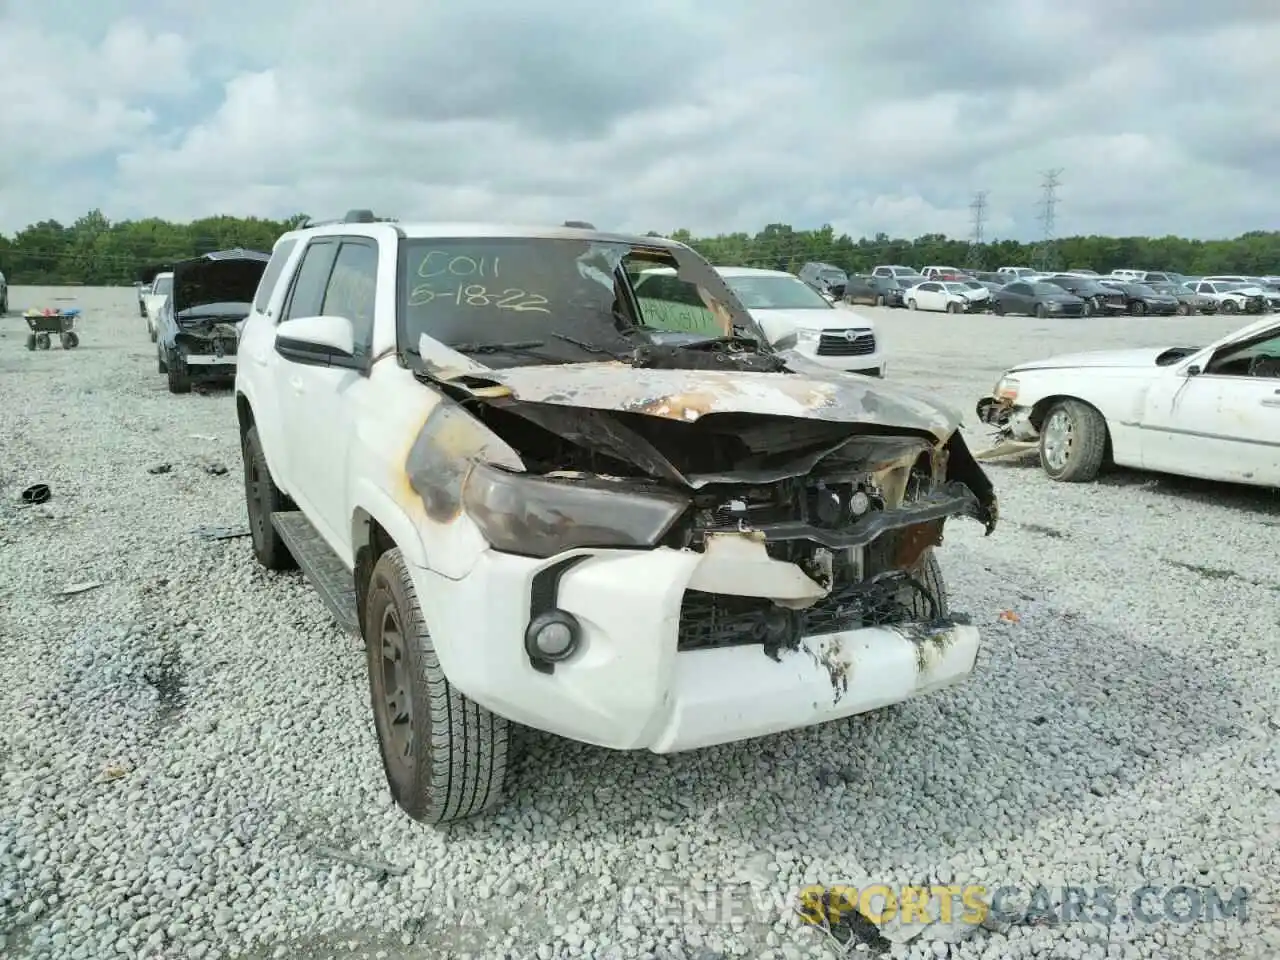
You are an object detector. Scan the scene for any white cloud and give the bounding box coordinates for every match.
[1,0,1278,241]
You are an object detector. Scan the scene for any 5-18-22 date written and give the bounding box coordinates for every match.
[407,283,549,313]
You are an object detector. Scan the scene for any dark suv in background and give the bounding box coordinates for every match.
[798,261,848,298]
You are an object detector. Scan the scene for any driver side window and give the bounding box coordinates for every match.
[628,267,729,336]
[1205,331,1280,378]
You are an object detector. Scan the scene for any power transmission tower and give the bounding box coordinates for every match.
[966,191,988,267]
[1034,169,1063,270]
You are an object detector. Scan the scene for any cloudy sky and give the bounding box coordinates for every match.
[1,0,1276,242]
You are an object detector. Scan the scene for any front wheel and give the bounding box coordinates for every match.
[36,333,51,350]
[166,348,191,393]
[1039,399,1108,482]
[1221,299,1239,314]
[992,301,1005,316]
[1035,304,1047,318]
[946,301,961,314]
[364,548,511,824]
[875,295,886,307]
[908,298,918,311]
[1176,302,1192,316]
[1130,300,1147,316]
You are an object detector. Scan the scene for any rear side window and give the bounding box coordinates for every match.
[282,240,339,322]
[254,238,300,312]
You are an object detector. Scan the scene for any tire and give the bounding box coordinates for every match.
[1038,399,1108,483]
[876,295,886,307]
[157,348,167,373]
[946,301,960,314]
[992,301,1005,316]
[1177,302,1191,316]
[364,547,510,823]
[1221,299,1239,315]
[60,332,78,349]
[1130,300,1147,316]
[1035,304,1047,318]
[908,298,918,311]
[25,334,36,351]
[166,348,191,393]
[241,425,297,571]
[910,550,949,619]
[36,333,51,350]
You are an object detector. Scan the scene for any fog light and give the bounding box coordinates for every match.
[849,490,871,516]
[525,610,581,663]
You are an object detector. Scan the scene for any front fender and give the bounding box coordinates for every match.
[350,480,431,571]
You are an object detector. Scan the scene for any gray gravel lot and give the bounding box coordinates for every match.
[1,287,1277,960]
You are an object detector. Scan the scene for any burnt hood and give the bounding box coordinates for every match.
[172,248,270,314]
[444,359,964,443]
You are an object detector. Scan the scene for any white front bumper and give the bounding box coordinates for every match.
[413,540,979,752]
[184,354,237,367]
[790,339,886,376]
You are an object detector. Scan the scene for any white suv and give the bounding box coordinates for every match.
[234,213,998,824]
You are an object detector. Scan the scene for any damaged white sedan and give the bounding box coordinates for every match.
[235,214,999,824]
[976,315,1280,486]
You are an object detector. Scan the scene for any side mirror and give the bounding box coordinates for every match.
[1186,364,1201,376]
[275,314,356,362]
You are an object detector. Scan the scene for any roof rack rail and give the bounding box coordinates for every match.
[344,209,377,223]
[563,220,596,229]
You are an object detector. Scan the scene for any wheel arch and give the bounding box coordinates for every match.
[350,488,431,639]
[1029,394,1115,463]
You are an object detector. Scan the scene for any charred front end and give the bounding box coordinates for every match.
[422,386,997,664]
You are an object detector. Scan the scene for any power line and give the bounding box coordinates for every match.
[966,191,988,267]
[1034,169,1063,270]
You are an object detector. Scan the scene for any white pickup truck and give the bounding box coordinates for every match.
[234,212,999,824]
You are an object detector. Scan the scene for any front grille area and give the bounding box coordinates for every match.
[677,572,935,652]
[817,330,876,356]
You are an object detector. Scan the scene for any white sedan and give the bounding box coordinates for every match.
[633,266,886,377]
[904,280,983,314]
[975,316,1280,486]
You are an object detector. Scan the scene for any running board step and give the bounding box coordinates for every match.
[271,512,360,634]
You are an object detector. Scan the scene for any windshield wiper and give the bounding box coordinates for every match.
[548,330,632,360]
[450,340,550,357]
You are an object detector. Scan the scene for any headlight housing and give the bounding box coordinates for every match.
[994,376,1019,402]
[460,461,690,557]
[793,327,821,343]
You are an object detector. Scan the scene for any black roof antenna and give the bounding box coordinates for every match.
[563,220,596,229]
[344,209,377,223]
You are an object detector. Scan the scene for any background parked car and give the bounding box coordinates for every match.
[904,280,984,314]
[997,266,1037,279]
[842,274,880,306]
[868,274,921,307]
[990,280,1087,317]
[1190,280,1268,315]
[1042,275,1128,315]
[0,269,7,314]
[871,264,920,281]
[921,265,965,280]
[1147,281,1216,315]
[797,261,848,298]
[637,266,886,377]
[956,279,993,308]
[1096,280,1180,316]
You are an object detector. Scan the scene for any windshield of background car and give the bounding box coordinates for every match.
[818,269,846,281]
[891,267,916,276]
[154,276,172,296]
[396,237,765,368]
[722,275,832,310]
[1129,283,1158,296]
[941,282,970,294]
[1032,283,1065,296]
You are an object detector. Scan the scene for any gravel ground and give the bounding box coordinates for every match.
[1,287,1276,960]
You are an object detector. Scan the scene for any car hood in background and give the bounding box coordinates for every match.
[172,248,270,314]
[747,307,870,332]
[1009,346,1179,372]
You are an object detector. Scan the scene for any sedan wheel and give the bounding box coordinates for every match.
[1040,400,1108,483]
[1221,299,1239,314]
[907,298,918,311]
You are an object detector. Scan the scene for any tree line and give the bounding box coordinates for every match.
[1,209,1277,284]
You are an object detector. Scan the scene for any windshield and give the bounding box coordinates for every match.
[818,268,846,281]
[1128,283,1158,296]
[942,283,970,294]
[396,237,765,369]
[154,276,172,296]
[1149,283,1180,295]
[1221,282,1252,292]
[1032,283,1066,296]
[891,267,916,277]
[722,274,832,309]
[962,281,984,290]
